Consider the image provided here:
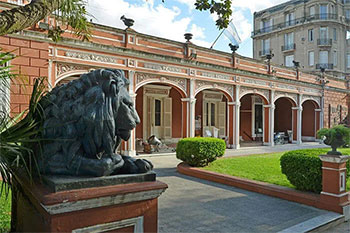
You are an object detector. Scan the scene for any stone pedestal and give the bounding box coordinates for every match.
[11,172,167,232]
[319,154,350,218]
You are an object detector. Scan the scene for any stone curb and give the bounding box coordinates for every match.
[176,162,349,214]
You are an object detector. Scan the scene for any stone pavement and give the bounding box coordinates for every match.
[145,148,343,233]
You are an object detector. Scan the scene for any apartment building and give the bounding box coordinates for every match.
[252,0,350,79]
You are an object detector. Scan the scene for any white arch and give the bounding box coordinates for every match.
[55,70,88,86]
[239,91,269,104]
[194,86,233,101]
[135,79,187,97]
[301,97,320,108]
[274,95,297,107]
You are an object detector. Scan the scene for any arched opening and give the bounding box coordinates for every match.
[55,74,81,86]
[240,94,268,147]
[302,100,320,141]
[274,97,296,144]
[194,89,229,140]
[135,83,185,153]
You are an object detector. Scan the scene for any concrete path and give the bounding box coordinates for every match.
[145,152,338,233]
[224,142,329,157]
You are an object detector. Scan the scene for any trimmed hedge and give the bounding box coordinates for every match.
[176,137,226,167]
[280,149,350,193]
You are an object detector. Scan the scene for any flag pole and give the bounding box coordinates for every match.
[210,28,225,49]
[209,19,234,49]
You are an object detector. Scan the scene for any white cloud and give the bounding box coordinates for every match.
[175,0,196,10]
[87,0,211,47]
[232,0,290,14]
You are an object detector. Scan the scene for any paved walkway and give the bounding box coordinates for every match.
[145,145,342,232]
[224,142,329,157]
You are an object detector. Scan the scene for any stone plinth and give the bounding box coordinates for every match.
[319,154,350,217]
[11,172,167,232]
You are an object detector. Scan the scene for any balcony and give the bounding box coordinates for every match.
[281,43,296,52]
[317,38,333,46]
[316,63,334,70]
[252,14,339,37]
[259,49,272,57]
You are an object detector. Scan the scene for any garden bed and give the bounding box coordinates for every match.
[202,150,350,191]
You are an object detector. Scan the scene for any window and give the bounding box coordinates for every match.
[309,6,315,17]
[285,55,294,67]
[260,19,272,32]
[154,99,161,126]
[308,51,314,66]
[210,103,216,126]
[262,39,270,55]
[319,51,329,64]
[284,32,294,46]
[320,27,328,39]
[285,12,295,26]
[333,28,337,41]
[346,10,350,19]
[320,5,328,19]
[333,51,337,66]
[308,29,314,41]
[347,54,350,68]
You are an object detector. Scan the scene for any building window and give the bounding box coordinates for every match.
[347,54,350,68]
[308,51,314,66]
[320,27,328,39]
[309,6,315,17]
[284,32,294,46]
[154,99,161,126]
[285,12,295,26]
[260,19,272,33]
[319,51,329,64]
[320,5,328,19]
[285,55,294,67]
[333,28,337,41]
[333,51,337,66]
[308,29,314,41]
[210,103,216,126]
[346,10,350,19]
[261,39,270,55]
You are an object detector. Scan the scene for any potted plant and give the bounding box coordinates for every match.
[317,125,350,155]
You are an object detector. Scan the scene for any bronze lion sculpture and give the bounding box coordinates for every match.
[38,69,153,176]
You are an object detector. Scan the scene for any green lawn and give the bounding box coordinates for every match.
[0,183,11,233]
[203,148,350,191]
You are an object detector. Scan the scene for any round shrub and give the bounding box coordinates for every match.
[176,137,226,167]
[280,149,350,193]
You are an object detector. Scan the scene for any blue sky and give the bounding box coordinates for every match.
[87,0,289,58]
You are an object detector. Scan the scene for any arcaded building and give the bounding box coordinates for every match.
[1,0,349,156]
[252,0,350,79]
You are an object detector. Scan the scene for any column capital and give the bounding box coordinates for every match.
[292,107,303,111]
[181,98,196,103]
[263,104,275,110]
[228,101,240,106]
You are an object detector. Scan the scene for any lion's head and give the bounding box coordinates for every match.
[40,69,141,174]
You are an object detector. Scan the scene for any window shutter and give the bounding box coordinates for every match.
[163,98,172,138]
[218,102,226,137]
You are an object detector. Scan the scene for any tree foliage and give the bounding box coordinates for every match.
[0,0,91,41]
[0,0,233,41]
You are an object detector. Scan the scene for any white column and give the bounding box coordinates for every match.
[189,98,196,137]
[125,70,137,156]
[320,96,324,129]
[269,90,275,146]
[234,85,240,149]
[296,94,303,145]
[189,79,196,138]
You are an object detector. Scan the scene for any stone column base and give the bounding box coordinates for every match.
[11,172,167,232]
